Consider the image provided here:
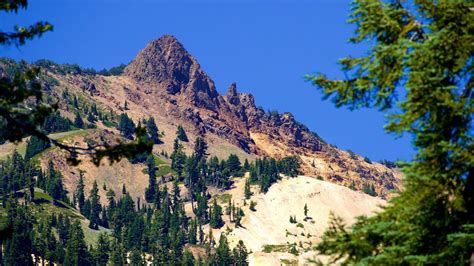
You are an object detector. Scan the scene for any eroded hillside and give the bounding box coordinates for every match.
[0,35,401,199]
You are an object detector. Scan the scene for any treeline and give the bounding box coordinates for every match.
[2,181,249,265]
[169,127,300,193]
[33,59,126,76]
[0,151,69,204]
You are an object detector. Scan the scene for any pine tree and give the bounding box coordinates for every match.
[243,159,250,172]
[232,240,249,266]
[170,138,186,178]
[76,171,85,212]
[88,180,101,230]
[146,117,162,144]
[72,95,79,108]
[46,160,67,201]
[176,125,188,142]
[226,154,241,177]
[3,198,34,266]
[118,113,135,140]
[24,135,51,160]
[215,234,232,265]
[87,111,96,124]
[74,111,84,129]
[182,249,195,266]
[110,240,125,266]
[307,2,474,264]
[193,137,208,163]
[188,218,198,245]
[209,199,223,229]
[244,178,251,199]
[94,233,110,266]
[249,201,256,212]
[145,155,157,203]
[64,220,90,265]
[304,203,309,218]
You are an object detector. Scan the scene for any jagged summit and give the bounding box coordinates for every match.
[124,35,219,109]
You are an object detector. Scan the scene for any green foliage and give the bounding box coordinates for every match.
[42,111,71,134]
[346,149,357,160]
[244,178,251,199]
[97,63,126,76]
[24,135,50,160]
[64,220,90,265]
[289,215,297,224]
[144,155,157,203]
[170,138,186,178]
[277,156,300,177]
[209,199,224,229]
[75,171,85,212]
[118,113,135,140]
[88,181,101,230]
[363,156,372,164]
[73,111,84,129]
[226,154,242,177]
[362,183,377,197]
[249,201,256,212]
[308,1,474,264]
[176,125,188,142]
[145,116,162,144]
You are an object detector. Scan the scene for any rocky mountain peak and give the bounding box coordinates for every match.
[225,82,240,105]
[124,35,220,110]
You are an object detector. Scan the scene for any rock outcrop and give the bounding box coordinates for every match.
[124,35,324,155]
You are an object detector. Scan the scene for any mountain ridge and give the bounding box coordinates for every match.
[0,34,402,198]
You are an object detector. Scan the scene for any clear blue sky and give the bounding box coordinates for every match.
[1,0,414,162]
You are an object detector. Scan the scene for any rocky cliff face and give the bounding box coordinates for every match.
[124,35,324,156]
[124,35,220,111]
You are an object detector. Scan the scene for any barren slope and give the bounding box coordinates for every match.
[205,175,385,265]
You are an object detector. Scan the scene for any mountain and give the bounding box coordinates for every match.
[121,35,401,197]
[0,35,401,199]
[0,35,403,265]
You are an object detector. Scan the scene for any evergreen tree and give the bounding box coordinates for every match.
[277,156,300,177]
[209,199,223,229]
[176,125,188,142]
[46,160,67,201]
[145,155,157,203]
[226,154,241,177]
[193,137,208,163]
[72,95,79,109]
[307,2,474,264]
[170,138,186,178]
[243,159,250,172]
[74,111,84,129]
[3,198,34,266]
[232,240,249,266]
[244,178,251,200]
[215,234,232,265]
[89,180,101,230]
[94,233,110,266]
[249,201,256,212]
[110,240,125,266]
[304,203,309,218]
[188,218,198,245]
[76,171,85,212]
[146,117,162,144]
[24,135,51,160]
[87,111,96,124]
[182,249,195,266]
[118,113,135,140]
[63,220,90,265]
